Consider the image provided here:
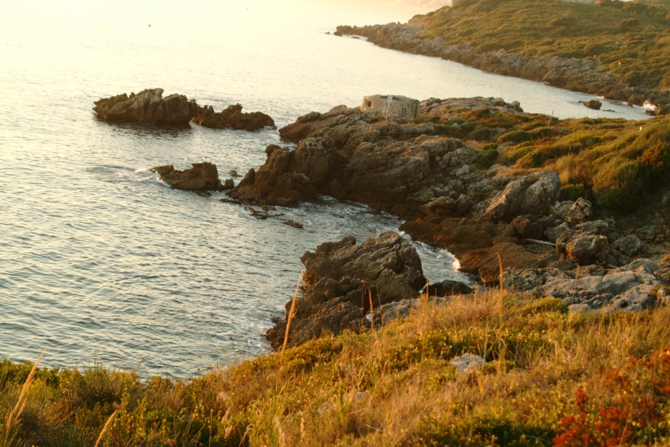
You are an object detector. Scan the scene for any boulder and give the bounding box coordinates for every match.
[565,234,609,265]
[94,89,197,126]
[151,162,221,191]
[191,104,275,131]
[266,232,426,349]
[565,198,593,225]
[483,171,561,222]
[611,234,643,256]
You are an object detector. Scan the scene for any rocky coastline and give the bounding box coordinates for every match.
[223,97,670,349]
[334,23,670,115]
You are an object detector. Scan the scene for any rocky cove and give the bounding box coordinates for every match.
[101,90,670,350]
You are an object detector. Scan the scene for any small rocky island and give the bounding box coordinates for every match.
[94,88,275,131]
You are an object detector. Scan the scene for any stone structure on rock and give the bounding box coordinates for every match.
[266,232,426,350]
[360,95,420,119]
[94,89,198,126]
[151,163,222,192]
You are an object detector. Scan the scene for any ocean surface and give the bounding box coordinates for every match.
[0,0,652,378]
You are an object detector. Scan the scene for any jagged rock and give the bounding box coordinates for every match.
[483,171,561,222]
[266,232,425,349]
[565,198,593,225]
[191,104,274,131]
[94,89,198,126]
[611,234,643,256]
[222,179,235,190]
[551,201,574,220]
[151,163,221,191]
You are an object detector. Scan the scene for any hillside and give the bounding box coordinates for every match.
[338,0,670,113]
[4,292,670,446]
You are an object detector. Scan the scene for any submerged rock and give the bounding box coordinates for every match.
[152,162,222,191]
[266,231,425,350]
[94,88,198,126]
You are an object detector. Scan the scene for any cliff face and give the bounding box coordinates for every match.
[337,0,670,114]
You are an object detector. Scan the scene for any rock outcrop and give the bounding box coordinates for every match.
[191,104,275,131]
[266,232,425,350]
[152,163,222,191]
[94,89,198,126]
[229,98,535,218]
[505,259,668,312]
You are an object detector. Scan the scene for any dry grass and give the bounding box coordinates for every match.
[3,292,670,445]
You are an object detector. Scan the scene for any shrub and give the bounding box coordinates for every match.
[619,18,640,31]
[499,130,532,144]
[560,184,587,202]
[554,348,670,446]
[469,127,495,142]
[477,148,500,169]
[593,158,641,211]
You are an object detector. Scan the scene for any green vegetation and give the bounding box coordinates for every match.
[414,106,670,212]
[4,291,670,446]
[414,0,670,90]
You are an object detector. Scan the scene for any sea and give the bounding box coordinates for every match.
[0,0,652,378]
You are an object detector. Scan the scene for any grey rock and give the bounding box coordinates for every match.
[565,235,609,265]
[611,235,643,256]
[565,198,593,225]
[551,201,574,220]
[636,225,657,242]
[484,171,560,222]
[575,220,610,235]
[545,222,570,243]
[450,354,486,373]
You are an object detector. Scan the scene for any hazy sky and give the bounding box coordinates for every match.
[0,0,448,28]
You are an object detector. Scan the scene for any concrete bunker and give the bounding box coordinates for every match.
[360,95,420,119]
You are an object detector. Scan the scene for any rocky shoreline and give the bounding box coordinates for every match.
[225,97,670,349]
[334,23,670,115]
[95,88,670,350]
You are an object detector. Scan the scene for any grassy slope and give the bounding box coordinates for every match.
[413,0,670,90]
[4,291,670,446]
[414,104,670,212]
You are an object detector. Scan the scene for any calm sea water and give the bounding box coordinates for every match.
[0,0,651,377]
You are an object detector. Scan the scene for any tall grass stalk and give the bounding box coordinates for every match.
[3,347,47,446]
[281,272,303,360]
[93,407,119,447]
